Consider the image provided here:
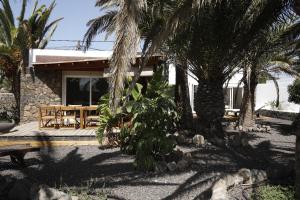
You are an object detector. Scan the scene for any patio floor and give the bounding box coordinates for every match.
[0,122,97,141]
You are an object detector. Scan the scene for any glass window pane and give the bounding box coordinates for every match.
[91,78,108,105]
[66,78,90,106]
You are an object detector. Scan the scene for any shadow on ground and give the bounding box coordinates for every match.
[0,126,296,200]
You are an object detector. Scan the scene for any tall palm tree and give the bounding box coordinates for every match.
[0,0,62,119]
[166,0,292,138]
[84,0,194,128]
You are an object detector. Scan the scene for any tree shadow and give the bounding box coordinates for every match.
[0,131,295,200]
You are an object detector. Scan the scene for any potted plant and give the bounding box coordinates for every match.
[0,108,16,133]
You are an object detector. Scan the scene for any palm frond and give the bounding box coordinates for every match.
[84,10,117,51]
[18,0,27,25]
[109,0,146,111]
[0,0,14,27]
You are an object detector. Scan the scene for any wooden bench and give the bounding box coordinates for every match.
[0,145,40,167]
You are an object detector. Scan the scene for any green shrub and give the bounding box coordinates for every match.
[97,68,179,171]
[288,78,300,104]
[253,185,295,200]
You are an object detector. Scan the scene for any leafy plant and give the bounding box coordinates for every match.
[0,107,17,121]
[98,69,179,171]
[288,78,300,105]
[252,185,295,200]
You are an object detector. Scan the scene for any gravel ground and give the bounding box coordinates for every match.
[0,117,296,200]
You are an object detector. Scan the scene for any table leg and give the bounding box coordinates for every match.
[80,109,84,129]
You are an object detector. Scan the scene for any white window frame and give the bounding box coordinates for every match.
[62,71,105,106]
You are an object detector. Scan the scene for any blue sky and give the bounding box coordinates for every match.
[11,0,114,50]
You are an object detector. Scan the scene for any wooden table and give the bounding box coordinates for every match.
[39,105,98,129]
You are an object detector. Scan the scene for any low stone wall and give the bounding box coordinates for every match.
[0,93,16,111]
[258,109,299,121]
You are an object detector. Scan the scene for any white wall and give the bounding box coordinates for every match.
[256,75,300,112]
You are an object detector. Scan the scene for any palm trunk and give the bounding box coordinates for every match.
[239,65,257,128]
[11,70,20,122]
[175,61,193,130]
[195,80,225,138]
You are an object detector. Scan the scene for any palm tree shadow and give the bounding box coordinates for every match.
[0,131,295,199]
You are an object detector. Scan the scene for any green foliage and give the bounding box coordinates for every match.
[252,185,295,200]
[98,69,179,171]
[288,78,300,104]
[0,107,17,121]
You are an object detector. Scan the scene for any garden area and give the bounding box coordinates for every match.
[0,0,300,199]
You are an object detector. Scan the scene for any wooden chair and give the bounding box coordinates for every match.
[39,106,58,129]
[84,106,100,128]
[59,106,78,128]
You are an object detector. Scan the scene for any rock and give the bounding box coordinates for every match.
[251,169,267,183]
[211,168,251,200]
[266,126,271,132]
[184,138,193,145]
[238,126,243,131]
[176,134,186,145]
[8,179,32,200]
[167,161,177,172]
[193,134,205,146]
[31,184,74,200]
[177,159,189,171]
[183,152,192,162]
[241,137,249,147]
[229,135,241,146]
[155,161,168,173]
[173,131,179,138]
[180,130,191,136]
[165,150,183,163]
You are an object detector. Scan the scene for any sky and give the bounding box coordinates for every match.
[11,0,114,51]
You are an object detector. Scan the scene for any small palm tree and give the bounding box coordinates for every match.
[0,0,62,118]
[238,10,300,128]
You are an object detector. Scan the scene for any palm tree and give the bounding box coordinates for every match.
[0,0,62,119]
[84,0,194,128]
[238,11,300,129]
[165,0,292,138]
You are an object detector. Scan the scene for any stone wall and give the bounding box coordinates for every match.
[0,93,16,111]
[258,109,299,121]
[20,70,62,123]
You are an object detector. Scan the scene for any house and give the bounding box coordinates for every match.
[19,49,299,123]
[20,49,161,123]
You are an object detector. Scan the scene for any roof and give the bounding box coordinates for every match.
[30,49,163,71]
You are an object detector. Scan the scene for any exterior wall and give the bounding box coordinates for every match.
[256,75,300,112]
[20,70,62,123]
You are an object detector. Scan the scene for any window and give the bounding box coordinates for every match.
[65,77,108,106]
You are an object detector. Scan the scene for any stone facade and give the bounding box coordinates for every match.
[20,70,62,123]
[0,93,16,111]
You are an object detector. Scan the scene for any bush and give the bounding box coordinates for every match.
[288,78,300,104]
[253,185,295,200]
[0,107,17,121]
[98,69,179,171]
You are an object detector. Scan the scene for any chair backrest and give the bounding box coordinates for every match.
[60,106,76,111]
[39,106,57,117]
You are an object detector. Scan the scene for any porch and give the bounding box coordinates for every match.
[0,122,99,147]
